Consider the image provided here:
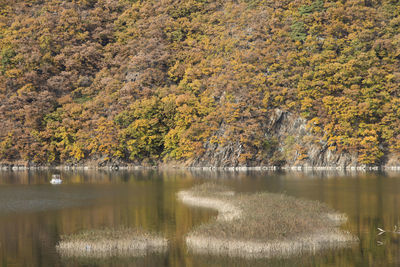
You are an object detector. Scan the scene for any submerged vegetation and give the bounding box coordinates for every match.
[179,183,357,258]
[0,0,400,166]
[56,228,168,258]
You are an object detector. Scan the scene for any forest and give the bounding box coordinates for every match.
[0,0,399,166]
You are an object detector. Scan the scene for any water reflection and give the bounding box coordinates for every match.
[0,170,399,266]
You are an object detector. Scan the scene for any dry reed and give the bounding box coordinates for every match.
[178,183,358,258]
[56,227,168,258]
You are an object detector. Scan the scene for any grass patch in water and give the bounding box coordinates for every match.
[178,183,357,258]
[56,227,168,258]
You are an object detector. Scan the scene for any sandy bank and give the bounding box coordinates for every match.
[177,190,240,221]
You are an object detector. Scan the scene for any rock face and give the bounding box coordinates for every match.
[191,109,396,168]
[191,126,244,167]
[267,109,359,168]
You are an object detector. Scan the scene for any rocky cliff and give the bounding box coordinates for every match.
[191,109,398,169]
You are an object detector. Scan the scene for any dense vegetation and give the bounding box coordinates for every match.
[0,0,399,166]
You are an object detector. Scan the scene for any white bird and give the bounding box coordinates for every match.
[50,174,62,184]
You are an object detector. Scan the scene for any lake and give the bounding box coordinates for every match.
[0,170,399,266]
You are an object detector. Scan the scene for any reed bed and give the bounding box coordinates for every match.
[56,228,168,258]
[178,183,357,258]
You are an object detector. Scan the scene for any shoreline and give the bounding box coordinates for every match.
[1,163,400,172]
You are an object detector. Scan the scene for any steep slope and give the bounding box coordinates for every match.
[0,0,399,167]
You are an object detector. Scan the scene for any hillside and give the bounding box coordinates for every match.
[0,0,399,167]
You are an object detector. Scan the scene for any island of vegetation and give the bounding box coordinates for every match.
[56,228,168,258]
[0,0,399,169]
[178,183,357,258]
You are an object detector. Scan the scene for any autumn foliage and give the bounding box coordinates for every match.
[0,0,399,166]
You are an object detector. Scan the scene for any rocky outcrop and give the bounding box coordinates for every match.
[267,109,359,168]
[191,109,398,169]
[190,125,245,167]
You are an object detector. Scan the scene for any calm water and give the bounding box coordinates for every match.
[0,170,399,266]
